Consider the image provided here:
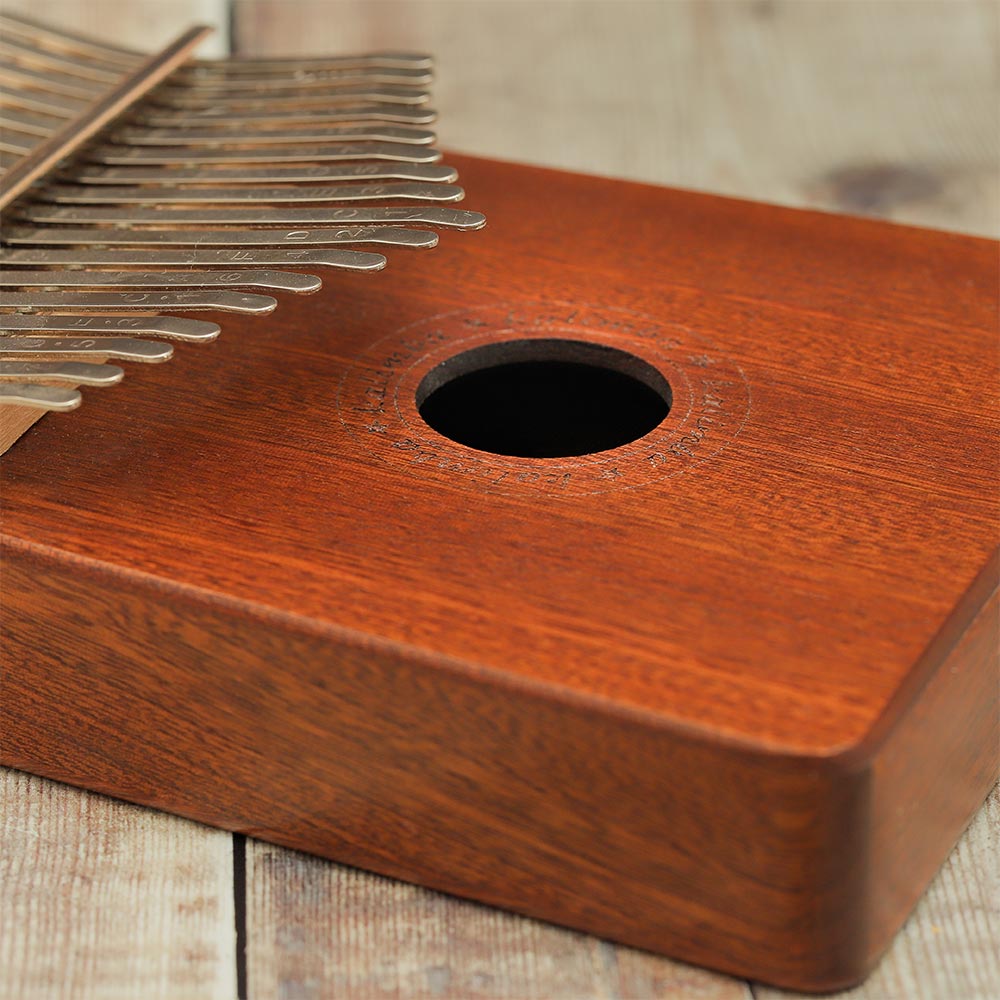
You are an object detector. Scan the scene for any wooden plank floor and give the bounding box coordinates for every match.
[0,770,236,999]
[2,1,997,997]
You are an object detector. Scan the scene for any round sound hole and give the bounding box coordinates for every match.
[416,339,672,458]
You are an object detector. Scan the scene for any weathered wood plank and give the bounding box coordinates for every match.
[246,840,752,1000]
[232,0,999,238]
[0,768,236,999]
[757,784,999,1000]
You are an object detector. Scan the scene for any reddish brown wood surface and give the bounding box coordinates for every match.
[2,155,997,992]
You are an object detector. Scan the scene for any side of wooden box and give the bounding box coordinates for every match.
[1,535,994,991]
[861,558,999,971]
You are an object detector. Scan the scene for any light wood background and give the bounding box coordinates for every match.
[1,1,997,998]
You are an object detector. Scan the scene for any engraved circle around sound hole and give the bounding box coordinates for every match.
[336,303,751,496]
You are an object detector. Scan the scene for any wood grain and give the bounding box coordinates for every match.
[233,0,1000,238]
[0,768,236,999]
[759,788,1000,1000]
[0,408,45,455]
[3,153,996,990]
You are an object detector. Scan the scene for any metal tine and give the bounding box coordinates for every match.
[148,86,431,109]
[0,290,279,315]
[86,142,443,165]
[0,115,59,139]
[40,182,465,204]
[0,315,220,343]
[110,125,437,146]
[1,125,54,145]
[0,107,65,134]
[2,125,49,148]
[0,270,323,293]
[0,61,108,99]
[0,37,125,84]
[187,52,433,73]
[0,361,125,385]
[0,382,81,410]
[0,90,86,118]
[5,226,439,249]
[0,13,142,69]
[0,248,388,271]
[0,337,173,361]
[0,139,35,155]
[162,67,434,91]
[68,162,460,185]
[26,205,487,230]
[136,105,437,127]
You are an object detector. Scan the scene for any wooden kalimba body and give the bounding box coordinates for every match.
[1,14,997,994]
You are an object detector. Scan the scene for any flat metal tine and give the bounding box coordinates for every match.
[86,142,443,165]
[0,360,125,385]
[5,226,439,249]
[0,90,86,118]
[0,248,387,271]
[1,124,52,145]
[186,52,434,73]
[148,86,430,109]
[0,60,108,99]
[2,128,48,152]
[0,139,35,155]
[0,13,142,69]
[0,315,220,343]
[0,114,60,139]
[25,205,487,230]
[0,382,81,410]
[0,107,65,134]
[0,269,322,293]
[0,290,278,315]
[40,182,465,204]
[68,162,460,185]
[0,37,125,84]
[110,125,436,146]
[161,67,433,91]
[0,336,173,361]
[135,105,438,128]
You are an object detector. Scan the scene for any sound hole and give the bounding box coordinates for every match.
[416,338,672,458]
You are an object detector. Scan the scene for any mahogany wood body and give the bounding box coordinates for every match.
[2,155,997,992]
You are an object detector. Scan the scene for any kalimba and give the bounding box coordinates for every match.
[2,14,997,993]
